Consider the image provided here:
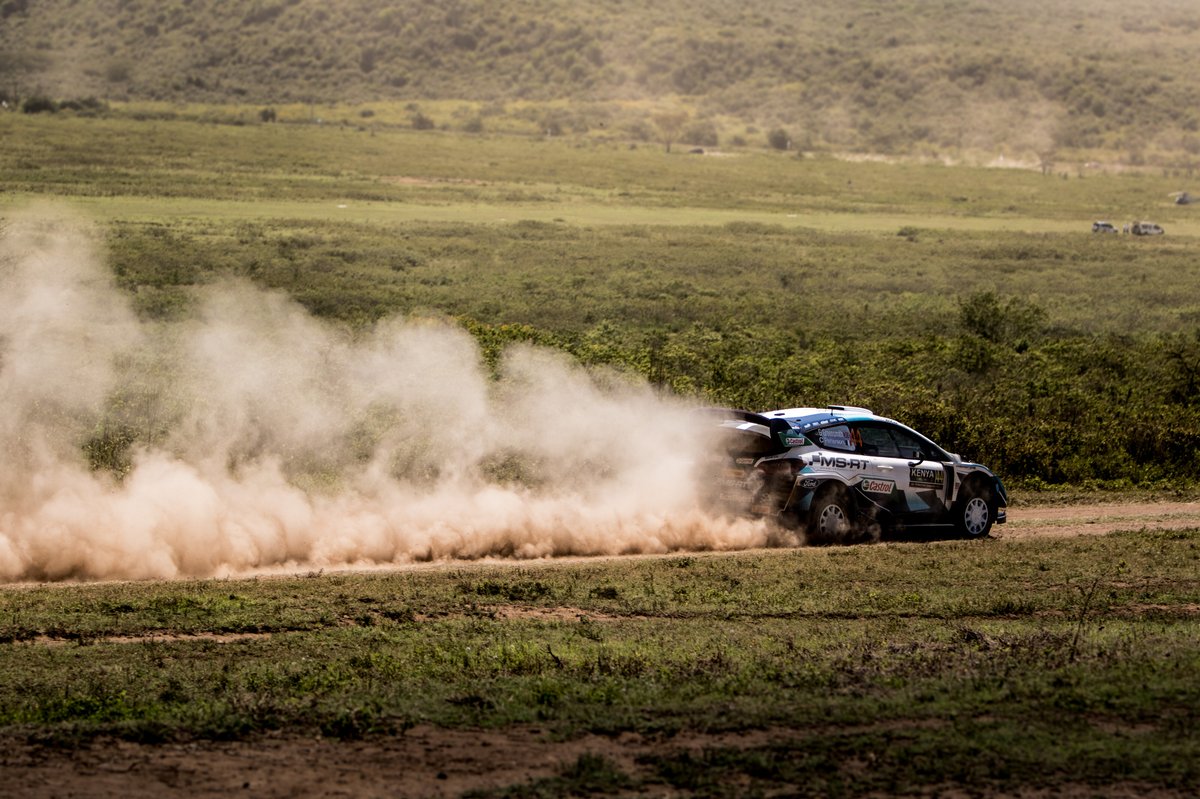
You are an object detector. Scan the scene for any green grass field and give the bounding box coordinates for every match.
[1,530,1197,795]
[4,111,1200,487]
[2,110,1200,796]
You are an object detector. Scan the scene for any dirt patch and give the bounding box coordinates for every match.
[26,631,274,647]
[384,175,488,186]
[0,727,703,799]
[472,605,620,622]
[0,725,1190,799]
[408,606,621,624]
[998,502,1200,540]
[1125,602,1200,616]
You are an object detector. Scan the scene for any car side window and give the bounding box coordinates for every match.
[856,425,899,458]
[815,424,856,452]
[889,427,929,460]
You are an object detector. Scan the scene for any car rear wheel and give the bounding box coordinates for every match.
[956,483,996,538]
[809,486,853,544]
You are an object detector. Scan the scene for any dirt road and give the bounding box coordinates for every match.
[997,501,1200,540]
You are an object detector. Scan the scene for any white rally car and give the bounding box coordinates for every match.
[705,405,1007,542]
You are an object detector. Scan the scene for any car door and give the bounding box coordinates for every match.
[890,424,956,520]
[847,423,915,516]
[807,423,907,515]
[854,423,952,522]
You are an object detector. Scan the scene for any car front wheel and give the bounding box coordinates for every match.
[956,484,996,538]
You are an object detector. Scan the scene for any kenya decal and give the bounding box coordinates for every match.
[909,466,942,489]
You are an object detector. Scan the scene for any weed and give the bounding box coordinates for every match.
[462,580,554,602]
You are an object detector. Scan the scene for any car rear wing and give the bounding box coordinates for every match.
[698,407,804,457]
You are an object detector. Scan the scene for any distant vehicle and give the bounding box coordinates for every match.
[1092,221,1119,233]
[1131,221,1165,235]
[704,405,1007,542]
[1172,191,1191,205]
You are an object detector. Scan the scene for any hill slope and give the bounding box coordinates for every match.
[3,0,1200,159]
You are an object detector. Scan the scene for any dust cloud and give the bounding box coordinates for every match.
[0,207,780,582]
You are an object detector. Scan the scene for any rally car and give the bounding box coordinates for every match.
[704,405,1007,542]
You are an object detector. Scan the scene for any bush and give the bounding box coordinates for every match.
[21,95,57,113]
[767,128,791,150]
[958,290,1046,346]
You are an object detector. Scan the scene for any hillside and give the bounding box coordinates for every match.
[3,0,1200,161]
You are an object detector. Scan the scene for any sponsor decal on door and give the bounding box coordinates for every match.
[859,478,895,495]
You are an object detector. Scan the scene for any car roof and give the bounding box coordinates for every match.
[760,405,881,430]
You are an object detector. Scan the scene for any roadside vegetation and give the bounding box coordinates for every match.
[101,213,1200,490]
[1,530,1197,795]
[3,112,1200,490]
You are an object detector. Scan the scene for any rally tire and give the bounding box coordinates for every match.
[808,485,853,545]
[955,482,996,539]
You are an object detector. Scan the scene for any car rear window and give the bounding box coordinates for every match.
[815,425,855,452]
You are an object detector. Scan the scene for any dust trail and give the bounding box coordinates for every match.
[0,207,780,582]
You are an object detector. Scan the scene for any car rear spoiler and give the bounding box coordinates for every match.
[698,408,800,453]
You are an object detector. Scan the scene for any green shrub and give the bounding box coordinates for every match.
[767,128,790,150]
[21,95,56,113]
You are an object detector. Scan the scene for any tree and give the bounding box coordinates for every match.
[652,110,689,153]
[1038,150,1056,177]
